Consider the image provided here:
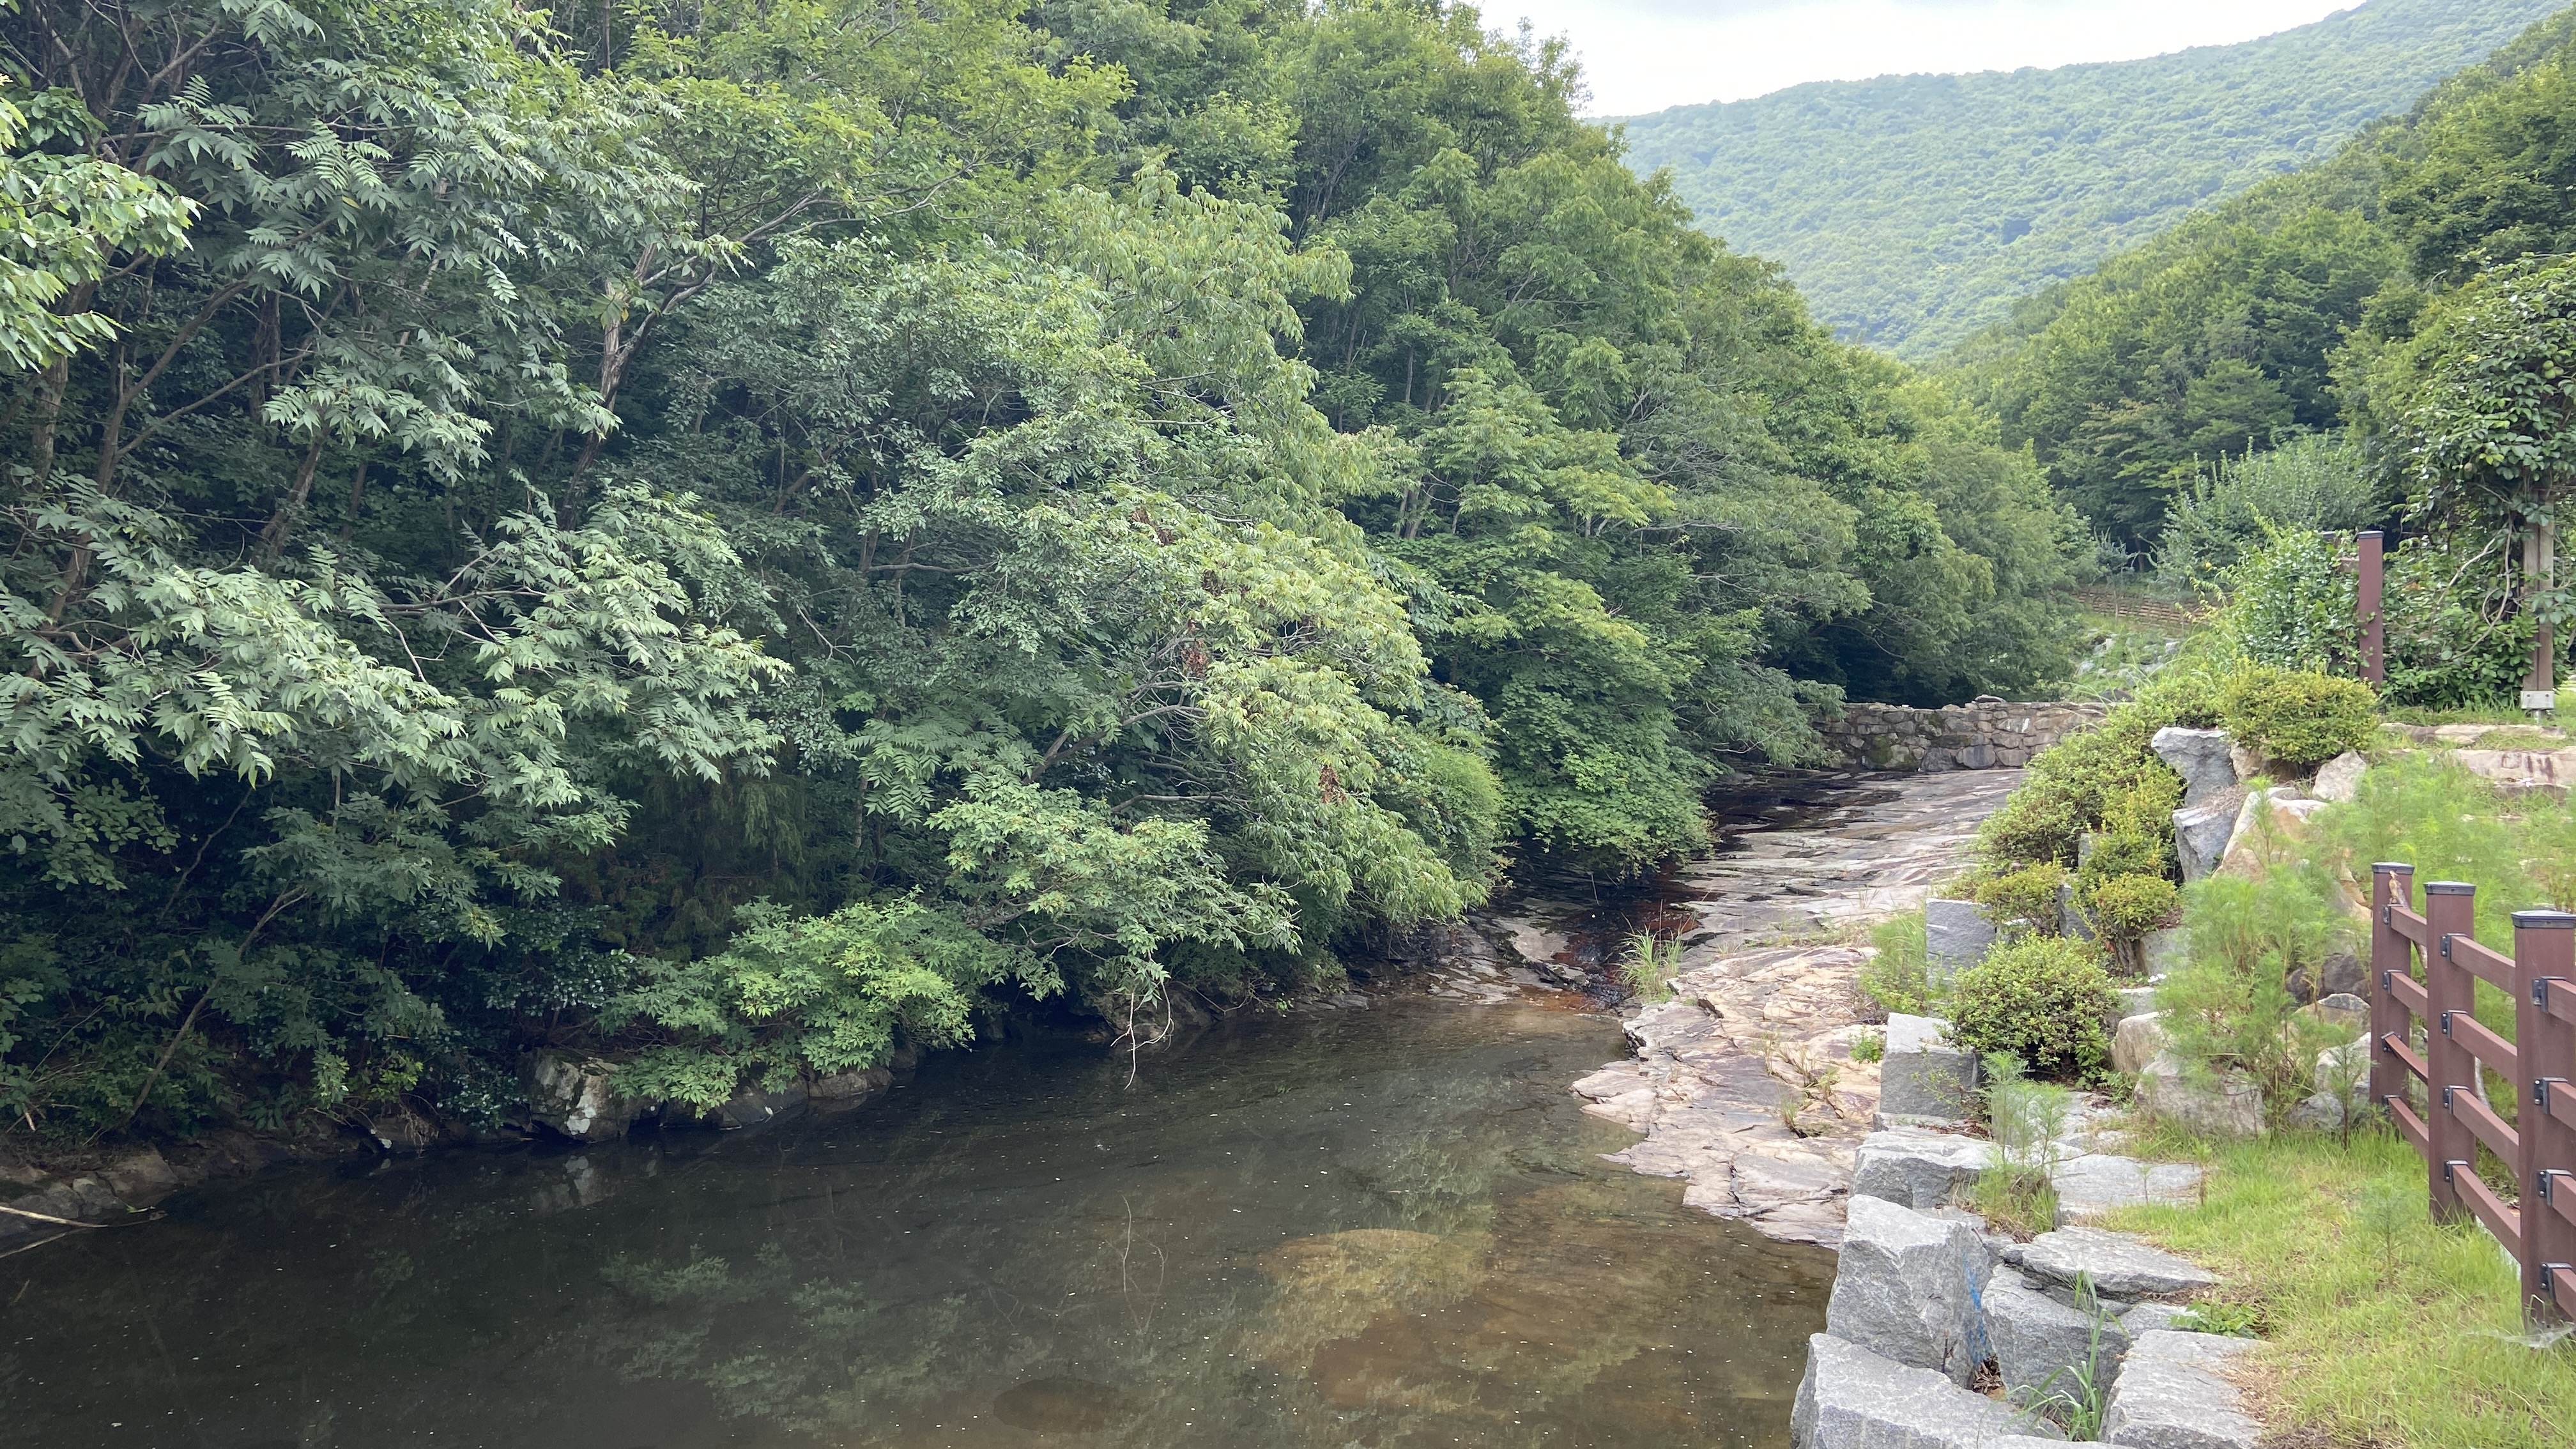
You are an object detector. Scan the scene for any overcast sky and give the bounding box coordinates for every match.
[1491,0,2363,115]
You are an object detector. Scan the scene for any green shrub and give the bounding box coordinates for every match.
[2158,871,2358,1119]
[2080,871,2178,976]
[1974,861,2067,933]
[1976,665,2218,871]
[2222,525,2359,670]
[1860,911,1939,1016]
[1974,1057,2073,1236]
[2158,436,2381,596]
[1949,935,2118,1080]
[2218,665,2377,769]
[1851,1027,1885,1063]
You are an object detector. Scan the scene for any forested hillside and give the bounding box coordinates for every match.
[1952,5,2576,539]
[1617,0,2562,357]
[0,0,2080,1146]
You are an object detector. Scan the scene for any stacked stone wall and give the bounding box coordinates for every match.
[1818,697,2108,772]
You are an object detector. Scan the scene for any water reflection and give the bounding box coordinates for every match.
[1,1000,1830,1448]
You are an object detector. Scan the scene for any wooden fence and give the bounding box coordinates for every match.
[2368,863,2576,1326]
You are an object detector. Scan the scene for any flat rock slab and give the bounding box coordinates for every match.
[1791,1333,2063,1449]
[2051,1154,2206,1226]
[2009,1227,2219,1298]
[2101,1330,2262,1449]
[1852,1126,1993,1210]
[1568,770,2023,1245]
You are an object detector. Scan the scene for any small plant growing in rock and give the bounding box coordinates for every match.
[1768,1039,1843,1136]
[1850,1027,1885,1063]
[2021,1271,2118,1438]
[1973,1054,2072,1237]
[1621,930,1684,1003]
[2080,871,2179,976]
[1860,910,1940,1015]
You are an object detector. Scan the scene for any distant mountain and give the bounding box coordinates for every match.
[1615,0,2567,357]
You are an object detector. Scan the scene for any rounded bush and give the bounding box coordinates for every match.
[1948,935,2117,1081]
[1974,861,2067,933]
[2218,665,2377,769]
[2084,871,2178,940]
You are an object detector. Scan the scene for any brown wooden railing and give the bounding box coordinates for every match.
[2369,864,2576,1327]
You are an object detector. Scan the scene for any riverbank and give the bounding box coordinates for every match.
[1545,770,2023,1245]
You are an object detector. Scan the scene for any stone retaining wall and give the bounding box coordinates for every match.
[1819,698,2109,772]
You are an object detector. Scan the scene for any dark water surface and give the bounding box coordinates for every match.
[3,999,1830,1449]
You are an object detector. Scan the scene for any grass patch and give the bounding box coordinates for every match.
[2382,703,2539,726]
[2104,1127,2575,1448]
[2470,726,2570,750]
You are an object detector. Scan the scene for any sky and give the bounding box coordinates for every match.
[1487,0,2365,115]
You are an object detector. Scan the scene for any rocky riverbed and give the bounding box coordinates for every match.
[1544,770,2025,1245]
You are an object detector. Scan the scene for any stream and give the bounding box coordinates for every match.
[2,988,1839,1449]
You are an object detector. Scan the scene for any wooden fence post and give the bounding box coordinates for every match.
[2358,529,2384,684]
[2372,863,2416,1116]
[2517,909,2576,1326]
[2425,881,2480,1225]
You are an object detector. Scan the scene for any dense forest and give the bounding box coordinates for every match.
[0,0,2085,1145]
[1616,0,2560,357]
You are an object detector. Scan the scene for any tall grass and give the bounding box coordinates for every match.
[2109,1128,2574,1448]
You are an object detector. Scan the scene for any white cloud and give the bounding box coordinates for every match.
[1479,0,2361,114]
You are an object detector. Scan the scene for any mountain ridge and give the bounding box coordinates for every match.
[1614,0,2568,356]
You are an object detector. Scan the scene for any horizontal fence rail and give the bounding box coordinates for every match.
[2370,864,2576,1328]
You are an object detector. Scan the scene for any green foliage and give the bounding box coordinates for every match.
[1972,861,2067,935]
[2081,872,2179,959]
[1620,930,1683,1005]
[2220,527,2363,673]
[2158,868,2359,1119]
[1849,1027,1884,1064]
[0,0,2087,1144]
[2158,436,2382,596]
[1616,0,2557,357]
[1974,1057,2073,1236]
[2217,666,2380,769]
[606,898,1049,1109]
[1860,909,1938,1016]
[1948,935,2117,1081]
[1977,666,2214,871]
[2381,532,2542,709]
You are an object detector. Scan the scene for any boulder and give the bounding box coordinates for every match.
[99,1149,181,1207]
[2119,1301,2191,1335]
[2287,1093,2344,1132]
[2217,790,2327,877]
[2150,728,2237,806]
[1984,1273,2130,1397]
[2451,747,2576,793]
[811,1066,893,1102]
[2311,751,2367,804]
[522,1051,648,1142]
[2112,1013,2166,1075]
[1825,1196,1995,1384]
[2171,798,2239,884]
[1790,1333,2061,1449]
[1880,1013,1979,1121]
[2143,927,2189,980]
[2135,1051,2264,1138]
[2050,1154,2206,1225]
[2115,985,2158,1018]
[2007,1227,2218,1298]
[708,1080,806,1130]
[1851,1127,1994,1210]
[2285,952,2365,1002]
[2300,993,2368,1035]
[1924,898,1995,982]
[2099,1330,2262,1449]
